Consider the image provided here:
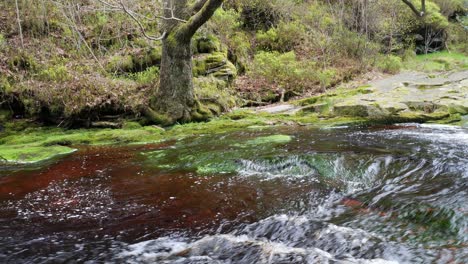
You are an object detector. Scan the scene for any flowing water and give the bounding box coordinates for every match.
[0,124,467,263]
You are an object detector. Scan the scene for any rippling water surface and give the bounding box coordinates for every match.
[0,124,467,263]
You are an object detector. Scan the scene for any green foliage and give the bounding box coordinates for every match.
[255,28,278,50]
[207,8,251,71]
[420,2,450,29]
[317,69,337,90]
[250,51,318,92]
[8,52,38,72]
[228,32,251,63]
[432,0,466,17]
[38,65,71,82]
[0,77,12,94]
[376,55,403,74]
[107,55,134,74]
[194,35,221,54]
[446,22,468,53]
[231,0,285,30]
[403,51,468,72]
[126,66,159,85]
[209,8,242,34]
[256,21,306,52]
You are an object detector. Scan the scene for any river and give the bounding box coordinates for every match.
[0,124,467,263]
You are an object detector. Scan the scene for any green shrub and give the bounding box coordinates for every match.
[376,55,403,74]
[228,32,251,69]
[126,66,159,85]
[194,35,221,54]
[317,69,336,90]
[250,51,317,91]
[256,21,306,52]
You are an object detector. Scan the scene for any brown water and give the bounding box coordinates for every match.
[0,124,467,263]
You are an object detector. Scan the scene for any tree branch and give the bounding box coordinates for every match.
[180,0,223,39]
[118,0,167,41]
[401,0,426,17]
[191,0,208,14]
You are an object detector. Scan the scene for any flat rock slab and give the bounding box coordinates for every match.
[257,104,301,114]
[371,70,468,91]
[334,70,468,120]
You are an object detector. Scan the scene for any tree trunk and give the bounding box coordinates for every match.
[144,0,224,125]
[153,35,196,123]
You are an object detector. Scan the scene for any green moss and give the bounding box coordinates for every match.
[242,135,292,146]
[122,121,143,130]
[195,35,221,53]
[131,46,162,72]
[107,55,134,73]
[0,145,76,164]
[8,52,39,72]
[403,52,468,72]
[38,64,71,82]
[194,76,237,113]
[295,86,375,107]
[140,131,293,175]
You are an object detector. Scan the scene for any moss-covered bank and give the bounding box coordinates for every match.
[0,110,369,165]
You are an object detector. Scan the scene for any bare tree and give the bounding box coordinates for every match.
[98,0,224,124]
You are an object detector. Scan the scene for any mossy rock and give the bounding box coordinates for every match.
[194,35,221,54]
[447,103,468,115]
[212,60,238,81]
[194,76,238,113]
[403,101,444,113]
[131,46,162,72]
[300,103,329,114]
[0,145,76,164]
[193,52,237,81]
[333,101,375,117]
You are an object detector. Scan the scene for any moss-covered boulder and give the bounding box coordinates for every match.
[194,76,238,114]
[194,35,222,54]
[0,145,76,164]
[193,52,237,81]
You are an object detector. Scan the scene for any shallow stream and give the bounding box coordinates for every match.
[0,124,467,263]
